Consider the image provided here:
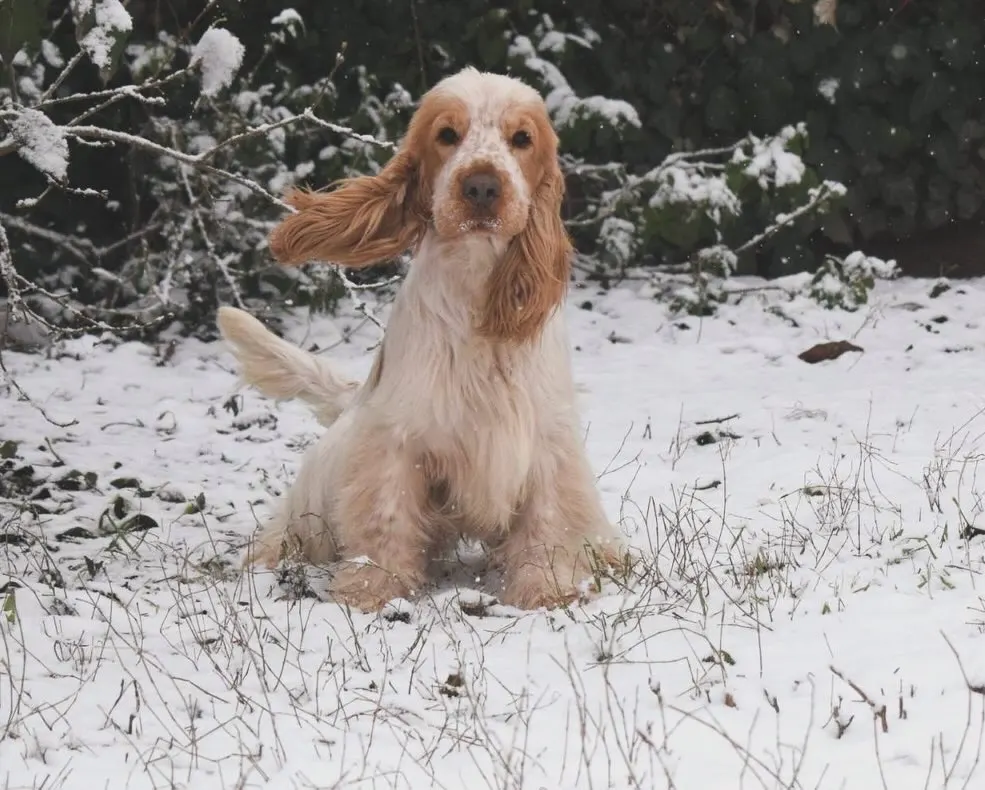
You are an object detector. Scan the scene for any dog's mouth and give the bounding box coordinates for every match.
[457,216,504,234]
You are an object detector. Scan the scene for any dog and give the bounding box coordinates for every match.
[218,67,624,611]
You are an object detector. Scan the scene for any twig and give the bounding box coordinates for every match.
[941,630,985,788]
[829,665,889,733]
[39,51,85,103]
[0,231,79,427]
[173,130,247,309]
[735,182,844,255]
[62,125,292,208]
[38,69,187,110]
[0,212,97,266]
[300,109,396,150]
[694,413,740,426]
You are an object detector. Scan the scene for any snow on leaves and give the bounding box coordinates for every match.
[507,33,640,133]
[191,27,246,98]
[648,165,742,222]
[0,0,51,65]
[6,108,69,182]
[733,123,809,190]
[810,251,899,311]
[270,9,305,44]
[70,0,133,81]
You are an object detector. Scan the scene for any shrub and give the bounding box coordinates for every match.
[1,1,918,341]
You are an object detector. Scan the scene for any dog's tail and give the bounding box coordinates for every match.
[216,306,359,427]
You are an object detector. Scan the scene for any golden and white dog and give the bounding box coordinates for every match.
[218,67,623,611]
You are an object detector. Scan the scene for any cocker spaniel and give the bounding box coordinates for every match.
[218,67,624,611]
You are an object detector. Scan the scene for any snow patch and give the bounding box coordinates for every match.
[190,27,245,98]
[509,35,640,130]
[649,167,741,222]
[734,124,807,189]
[70,0,133,71]
[271,8,305,41]
[818,77,840,104]
[6,109,69,181]
[41,40,65,69]
[271,8,304,27]
[599,217,639,266]
[4,281,985,787]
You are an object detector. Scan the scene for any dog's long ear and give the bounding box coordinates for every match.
[268,147,429,268]
[478,156,572,344]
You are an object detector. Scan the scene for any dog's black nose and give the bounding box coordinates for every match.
[461,173,501,209]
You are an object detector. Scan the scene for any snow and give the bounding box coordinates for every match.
[509,35,641,130]
[4,277,985,788]
[271,9,304,27]
[813,0,838,27]
[41,40,65,69]
[735,124,807,189]
[6,108,70,181]
[270,9,305,43]
[649,166,742,222]
[599,217,639,266]
[538,30,568,53]
[842,250,898,281]
[191,27,246,98]
[818,77,840,104]
[70,0,133,72]
[125,32,178,80]
[697,244,739,276]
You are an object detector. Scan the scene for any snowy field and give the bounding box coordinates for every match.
[3,275,985,790]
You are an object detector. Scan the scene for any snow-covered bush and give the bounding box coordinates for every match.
[0,2,895,343]
[810,251,899,311]
[506,15,641,146]
[501,21,889,316]
[0,4,406,338]
[583,124,854,315]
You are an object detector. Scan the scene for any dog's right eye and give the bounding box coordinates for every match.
[437,126,460,146]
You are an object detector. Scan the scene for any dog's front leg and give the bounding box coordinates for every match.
[330,429,435,612]
[495,430,623,610]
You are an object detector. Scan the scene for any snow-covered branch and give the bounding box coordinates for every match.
[735,180,847,255]
[583,123,883,315]
[0,6,403,339]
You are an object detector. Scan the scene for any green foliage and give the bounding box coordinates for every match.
[0,0,49,66]
[2,589,15,624]
[596,124,846,314]
[810,251,899,311]
[517,0,984,274]
[0,0,980,337]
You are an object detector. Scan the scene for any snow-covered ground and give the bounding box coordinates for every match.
[3,276,985,790]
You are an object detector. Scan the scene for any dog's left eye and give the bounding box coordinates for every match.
[437,126,460,145]
[510,130,532,149]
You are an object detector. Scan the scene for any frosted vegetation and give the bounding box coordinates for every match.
[0,5,897,341]
[3,7,984,789]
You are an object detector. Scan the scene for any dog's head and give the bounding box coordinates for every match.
[269,67,572,344]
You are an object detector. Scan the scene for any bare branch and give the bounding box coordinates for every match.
[735,181,844,255]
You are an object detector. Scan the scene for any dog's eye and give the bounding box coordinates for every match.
[437,126,460,146]
[510,130,532,149]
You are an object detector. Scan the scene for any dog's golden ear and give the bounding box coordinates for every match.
[269,147,428,268]
[478,159,571,344]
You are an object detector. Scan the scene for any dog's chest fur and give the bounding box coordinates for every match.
[365,234,569,533]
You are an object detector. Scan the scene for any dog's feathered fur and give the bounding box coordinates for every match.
[218,68,623,611]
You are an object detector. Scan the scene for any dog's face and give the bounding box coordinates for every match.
[410,69,562,241]
[268,67,573,344]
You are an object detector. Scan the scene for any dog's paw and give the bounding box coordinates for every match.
[500,575,581,611]
[329,562,410,612]
[242,540,283,570]
[588,542,633,580]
